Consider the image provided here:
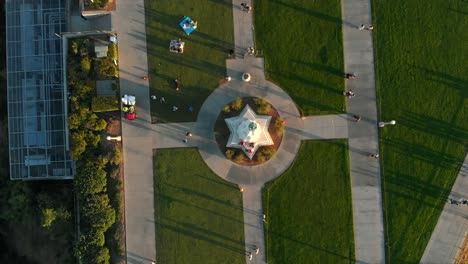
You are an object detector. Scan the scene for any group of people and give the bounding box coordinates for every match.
[359,24,374,30]
[448,198,468,205]
[183,20,197,29]
[345,72,358,79]
[239,141,256,153]
[240,3,252,13]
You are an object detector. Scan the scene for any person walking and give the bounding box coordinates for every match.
[353,115,361,122]
[186,132,192,137]
[254,246,259,254]
[359,24,365,30]
[367,25,374,30]
[343,90,355,98]
[369,153,379,158]
[345,72,357,79]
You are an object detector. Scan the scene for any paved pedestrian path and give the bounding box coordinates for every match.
[111,1,156,263]
[341,0,385,263]
[421,154,468,264]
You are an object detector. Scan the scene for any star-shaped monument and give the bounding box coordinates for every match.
[225,104,274,160]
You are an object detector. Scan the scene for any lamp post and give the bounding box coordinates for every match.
[106,136,122,141]
[378,120,396,128]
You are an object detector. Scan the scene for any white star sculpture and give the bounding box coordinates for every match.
[225,104,273,160]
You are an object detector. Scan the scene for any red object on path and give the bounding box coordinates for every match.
[125,113,136,120]
[143,76,148,80]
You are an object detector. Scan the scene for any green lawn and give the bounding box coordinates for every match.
[153,148,245,264]
[254,0,345,115]
[372,1,468,263]
[264,140,355,264]
[145,0,234,123]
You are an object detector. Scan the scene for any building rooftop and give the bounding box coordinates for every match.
[6,0,74,180]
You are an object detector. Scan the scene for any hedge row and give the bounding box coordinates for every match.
[92,96,119,112]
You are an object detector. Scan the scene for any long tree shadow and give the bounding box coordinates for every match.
[382,137,462,170]
[412,65,468,98]
[155,193,251,227]
[399,110,467,145]
[156,221,246,255]
[266,228,355,262]
[271,0,343,25]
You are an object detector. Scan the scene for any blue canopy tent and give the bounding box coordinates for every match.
[180,16,197,35]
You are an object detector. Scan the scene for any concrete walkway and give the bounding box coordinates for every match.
[341,0,386,263]
[111,1,156,263]
[420,155,468,264]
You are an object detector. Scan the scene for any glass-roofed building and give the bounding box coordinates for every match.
[6,0,74,180]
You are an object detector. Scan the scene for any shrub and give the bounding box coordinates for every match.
[225,149,235,159]
[223,105,231,113]
[85,131,101,147]
[253,97,267,106]
[256,104,271,115]
[109,147,122,166]
[41,208,57,228]
[233,152,245,163]
[256,153,267,163]
[256,146,276,162]
[274,118,285,137]
[73,81,94,99]
[81,56,91,75]
[94,59,117,79]
[109,167,119,179]
[92,96,119,112]
[230,98,243,111]
[71,40,80,55]
[107,43,118,60]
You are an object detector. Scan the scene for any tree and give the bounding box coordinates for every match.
[88,247,110,264]
[82,194,116,231]
[0,182,32,222]
[85,131,101,147]
[75,230,105,258]
[71,131,88,160]
[75,163,107,196]
[68,112,84,130]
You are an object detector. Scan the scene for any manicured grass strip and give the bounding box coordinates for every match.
[264,140,355,264]
[254,0,345,115]
[372,0,468,263]
[154,148,245,264]
[145,0,234,123]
